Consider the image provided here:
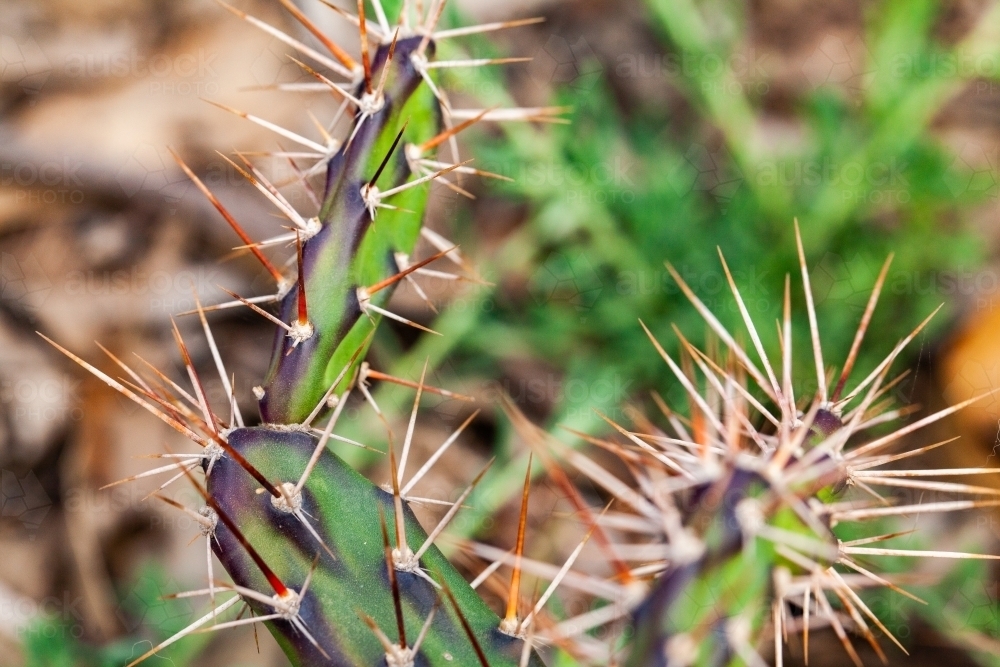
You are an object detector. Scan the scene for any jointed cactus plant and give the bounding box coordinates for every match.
[44,1,557,665]
[38,1,1000,666]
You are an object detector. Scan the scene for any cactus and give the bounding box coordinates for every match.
[486,225,1000,667]
[39,1,1000,666]
[42,1,556,666]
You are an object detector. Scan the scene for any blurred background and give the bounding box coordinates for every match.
[4,0,1000,664]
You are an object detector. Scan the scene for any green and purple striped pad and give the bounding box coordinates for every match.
[208,426,544,667]
[259,35,442,425]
